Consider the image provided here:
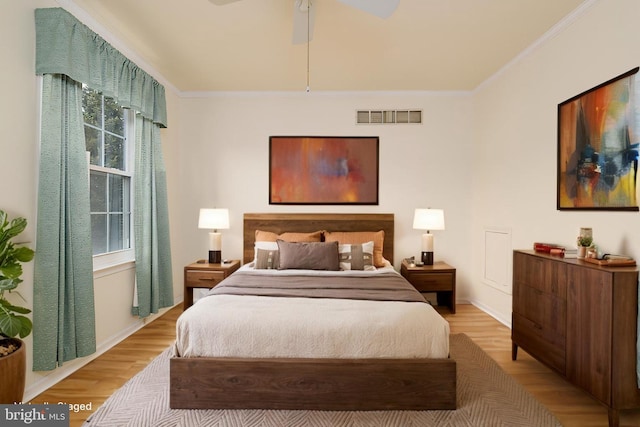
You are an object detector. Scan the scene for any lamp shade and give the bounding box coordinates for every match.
[413,208,445,231]
[198,208,229,230]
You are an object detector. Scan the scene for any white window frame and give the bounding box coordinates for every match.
[85,94,136,272]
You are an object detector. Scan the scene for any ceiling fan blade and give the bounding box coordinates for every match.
[292,0,316,45]
[208,0,242,5]
[338,0,399,18]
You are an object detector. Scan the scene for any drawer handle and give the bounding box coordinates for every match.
[198,277,217,282]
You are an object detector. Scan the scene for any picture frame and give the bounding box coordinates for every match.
[557,67,640,211]
[269,136,379,205]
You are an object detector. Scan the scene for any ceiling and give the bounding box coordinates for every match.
[69,0,588,93]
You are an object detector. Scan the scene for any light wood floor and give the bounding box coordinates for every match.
[31,304,640,427]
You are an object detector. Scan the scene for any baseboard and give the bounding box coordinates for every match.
[468,299,512,328]
[23,302,181,402]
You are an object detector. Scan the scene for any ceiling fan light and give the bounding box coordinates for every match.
[292,0,315,44]
[296,0,311,13]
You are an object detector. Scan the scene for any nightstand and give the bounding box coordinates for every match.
[183,260,240,310]
[400,260,456,314]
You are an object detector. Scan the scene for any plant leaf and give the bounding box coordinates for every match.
[0,263,22,280]
[0,312,24,338]
[17,315,32,338]
[5,218,27,240]
[3,302,31,314]
[13,246,34,263]
[0,278,18,292]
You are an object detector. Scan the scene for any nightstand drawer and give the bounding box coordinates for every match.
[409,273,454,291]
[185,270,225,288]
[183,260,241,310]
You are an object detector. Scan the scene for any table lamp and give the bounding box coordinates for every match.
[198,208,229,264]
[413,208,445,265]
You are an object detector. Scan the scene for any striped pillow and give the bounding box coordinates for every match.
[255,248,280,269]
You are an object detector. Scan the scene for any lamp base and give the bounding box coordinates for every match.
[208,250,222,264]
[421,251,434,265]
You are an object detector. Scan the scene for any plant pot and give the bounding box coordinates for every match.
[577,246,587,259]
[0,338,26,404]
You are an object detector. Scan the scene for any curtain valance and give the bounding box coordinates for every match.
[35,8,167,128]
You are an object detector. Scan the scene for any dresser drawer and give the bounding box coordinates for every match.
[408,273,454,292]
[513,284,566,331]
[512,312,565,374]
[185,270,225,288]
[513,252,567,298]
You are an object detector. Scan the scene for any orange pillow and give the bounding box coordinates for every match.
[324,231,386,267]
[255,230,322,243]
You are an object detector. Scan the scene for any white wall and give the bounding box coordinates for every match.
[471,0,640,323]
[1,1,184,400]
[175,92,474,293]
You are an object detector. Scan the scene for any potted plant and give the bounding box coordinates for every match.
[576,235,593,259]
[0,210,34,403]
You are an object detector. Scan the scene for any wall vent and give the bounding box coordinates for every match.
[356,110,422,124]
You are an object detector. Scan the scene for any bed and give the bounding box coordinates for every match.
[170,213,456,411]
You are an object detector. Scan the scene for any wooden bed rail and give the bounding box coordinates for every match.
[170,356,456,410]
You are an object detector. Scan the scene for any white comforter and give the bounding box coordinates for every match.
[174,264,450,359]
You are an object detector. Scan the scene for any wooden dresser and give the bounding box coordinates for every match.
[512,250,640,427]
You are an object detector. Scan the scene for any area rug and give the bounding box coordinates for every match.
[83,334,561,426]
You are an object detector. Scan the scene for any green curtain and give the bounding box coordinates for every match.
[35,8,167,128]
[132,116,174,317]
[33,8,174,369]
[33,74,97,371]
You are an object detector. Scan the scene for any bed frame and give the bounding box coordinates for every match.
[170,213,457,411]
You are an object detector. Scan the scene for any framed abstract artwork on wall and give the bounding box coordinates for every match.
[557,67,640,211]
[269,136,379,205]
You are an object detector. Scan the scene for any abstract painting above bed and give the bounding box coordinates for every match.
[269,136,379,205]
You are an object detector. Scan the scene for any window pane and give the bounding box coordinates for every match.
[91,214,108,255]
[90,170,107,212]
[104,97,124,136]
[109,214,124,251]
[122,176,130,212]
[105,134,125,170]
[109,174,123,211]
[82,86,101,127]
[85,125,102,166]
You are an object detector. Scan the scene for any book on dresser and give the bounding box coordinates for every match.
[511,249,640,427]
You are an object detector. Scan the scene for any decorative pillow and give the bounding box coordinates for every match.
[277,240,340,271]
[255,230,322,243]
[339,241,375,271]
[255,248,280,269]
[324,231,386,267]
[253,241,279,268]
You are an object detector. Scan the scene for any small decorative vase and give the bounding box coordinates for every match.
[579,227,592,239]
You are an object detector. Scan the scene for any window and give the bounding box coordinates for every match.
[82,86,134,264]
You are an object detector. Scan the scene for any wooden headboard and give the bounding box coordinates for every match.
[243,213,394,264]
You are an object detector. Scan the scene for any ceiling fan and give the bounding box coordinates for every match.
[209,0,399,44]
